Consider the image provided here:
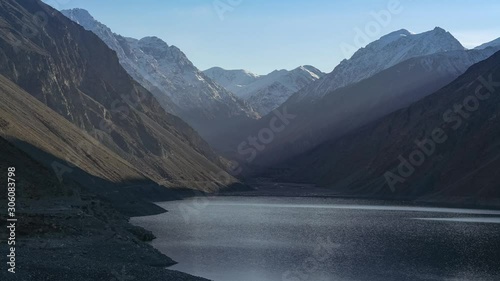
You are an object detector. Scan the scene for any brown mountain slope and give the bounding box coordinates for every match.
[0,0,236,191]
[280,51,500,204]
[0,74,144,183]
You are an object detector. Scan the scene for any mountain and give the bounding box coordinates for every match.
[245,28,497,167]
[277,50,500,205]
[290,28,465,103]
[0,134,72,201]
[0,74,145,184]
[475,37,500,50]
[205,66,325,115]
[203,67,260,94]
[249,49,500,168]
[61,8,258,147]
[0,134,209,281]
[0,0,238,192]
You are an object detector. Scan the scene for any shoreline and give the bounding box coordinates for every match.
[0,195,210,281]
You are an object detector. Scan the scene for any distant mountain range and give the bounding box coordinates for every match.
[204,66,325,115]
[61,8,258,149]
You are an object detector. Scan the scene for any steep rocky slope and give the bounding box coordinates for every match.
[0,0,237,191]
[0,74,145,183]
[236,28,478,167]
[250,47,500,166]
[279,51,500,204]
[61,8,258,147]
[291,28,466,103]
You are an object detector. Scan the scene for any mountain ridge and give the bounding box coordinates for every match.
[289,27,466,104]
[61,8,259,149]
[475,37,500,50]
[205,65,325,115]
[0,0,238,192]
[246,31,499,168]
[277,50,500,204]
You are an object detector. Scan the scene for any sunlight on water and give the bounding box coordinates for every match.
[131,197,500,281]
[413,217,500,224]
[207,200,500,215]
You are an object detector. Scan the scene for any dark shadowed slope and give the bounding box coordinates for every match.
[0,0,237,191]
[0,135,209,281]
[280,51,500,205]
[249,48,499,167]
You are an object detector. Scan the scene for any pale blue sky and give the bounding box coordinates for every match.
[43,0,500,74]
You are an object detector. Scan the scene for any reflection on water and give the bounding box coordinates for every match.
[207,202,500,215]
[131,197,500,281]
[414,217,500,223]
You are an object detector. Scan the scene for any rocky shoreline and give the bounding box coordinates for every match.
[0,195,210,281]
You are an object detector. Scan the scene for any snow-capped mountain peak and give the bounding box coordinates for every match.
[61,8,258,145]
[203,67,261,93]
[138,36,170,52]
[372,29,413,50]
[205,65,325,115]
[295,65,323,80]
[62,8,95,25]
[294,27,465,102]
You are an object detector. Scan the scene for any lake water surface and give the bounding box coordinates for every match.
[131,197,500,281]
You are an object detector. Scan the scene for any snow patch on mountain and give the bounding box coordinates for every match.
[61,8,258,129]
[294,27,466,102]
[205,66,324,115]
[203,67,261,95]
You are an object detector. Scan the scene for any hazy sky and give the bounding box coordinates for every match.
[43,0,500,74]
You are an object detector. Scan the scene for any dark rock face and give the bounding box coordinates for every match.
[0,136,67,200]
[280,51,500,203]
[0,0,236,191]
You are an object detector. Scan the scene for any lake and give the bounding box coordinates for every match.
[131,197,500,281]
